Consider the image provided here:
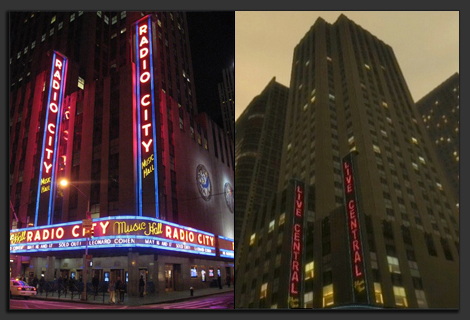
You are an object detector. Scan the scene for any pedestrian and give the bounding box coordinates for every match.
[115,276,124,303]
[63,275,69,295]
[226,274,231,288]
[108,280,116,304]
[217,275,222,289]
[32,275,38,290]
[139,276,145,297]
[57,275,63,296]
[92,275,99,296]
[39,276,45,294]
[69,277,75,293]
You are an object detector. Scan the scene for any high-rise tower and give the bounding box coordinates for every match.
[415,73,459,201]
[218,64,235,141]
[234,77,289,271]
[236,14,458,309]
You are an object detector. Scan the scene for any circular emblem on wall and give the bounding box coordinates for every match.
[224,182,234,213]
[196,164,212,201]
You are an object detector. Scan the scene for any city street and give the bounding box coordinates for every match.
[10,291,234,310]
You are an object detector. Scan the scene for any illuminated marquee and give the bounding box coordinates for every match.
[288,181,304,309]
[217,236,234,259]
[35,51,68,226]
[133,15,159,218]
[342,152,370,305]
[10,216,216,257]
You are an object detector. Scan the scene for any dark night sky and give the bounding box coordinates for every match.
[186,11,235,129]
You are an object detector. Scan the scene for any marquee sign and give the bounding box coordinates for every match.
[217,235,234,259]
[133,15,160,218]
[342,152,370,305]
[35,51,68,226]
[10,216,216,257]
[288,180,304,309]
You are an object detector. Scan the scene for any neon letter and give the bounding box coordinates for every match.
[140,72,150,83]
[139,24,147,36]
[142,139,153,153]
[55,58,62,69]
[49,103,58,113]
[141,94,151,107]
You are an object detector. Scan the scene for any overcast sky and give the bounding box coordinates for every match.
[235,11,459,121]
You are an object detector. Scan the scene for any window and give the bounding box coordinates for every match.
[304,291,314,308]
[387,256,401,274]
[263,220,274,234]
[279,213,285,225]
[249,233,256,246]
[393,286,408,307]
[374,282,384,304]
[260,283,268,299]
[415,290,428,308]
[305,261,314,280]
[78,77,85,90]
[322,284,334,307]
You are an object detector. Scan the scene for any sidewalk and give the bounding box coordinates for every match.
[34,285,234,307]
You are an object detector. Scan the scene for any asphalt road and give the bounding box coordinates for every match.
[9,291,234,310]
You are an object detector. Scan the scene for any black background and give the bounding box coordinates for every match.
[186,11,234,129]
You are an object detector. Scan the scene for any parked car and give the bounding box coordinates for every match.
[10,279,37,298]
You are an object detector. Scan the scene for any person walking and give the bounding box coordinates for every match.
[115,276,124,303]
[57,275,63,296]
[39,276,45,294]
[92,275,99,296]
[108,280,116,304]
[139,276,145,297]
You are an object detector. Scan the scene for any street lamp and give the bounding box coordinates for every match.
[59,178,91,301]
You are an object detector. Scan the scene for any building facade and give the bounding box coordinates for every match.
[235,15,459,309]
[234,78,289,271]
[415,73,460,201]
[9,11,234,297]
[218,64,235,141]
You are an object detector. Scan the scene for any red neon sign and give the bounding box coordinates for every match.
[342,153,369,304]
[35,51,68,226]
[289,181,304,308]
[134,15,159,218]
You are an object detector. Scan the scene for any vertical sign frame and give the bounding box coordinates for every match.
[342,151,371,305]
[133,15,160,218]
[34,51,68,227]
[288,180,305,308]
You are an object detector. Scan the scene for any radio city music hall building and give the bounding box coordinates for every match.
[235,15,459,309]
[9,11,234,297]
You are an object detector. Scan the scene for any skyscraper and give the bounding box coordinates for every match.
[218,64,235,140]
[234,77,289,271]
[9,11,234,297]
[415,73,459,200]
[236,14,459,309]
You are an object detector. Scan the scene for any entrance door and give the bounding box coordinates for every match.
[164,264,174,292]
[110,269,124,284]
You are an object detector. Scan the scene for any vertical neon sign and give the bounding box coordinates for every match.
[288,180,304,308]
[35,51,68,226]
[342,152,370,305]
[133,15,159,218]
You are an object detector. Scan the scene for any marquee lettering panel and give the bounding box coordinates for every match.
[10,216,217,257]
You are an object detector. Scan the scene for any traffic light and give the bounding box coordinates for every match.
[90,229,95,238]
